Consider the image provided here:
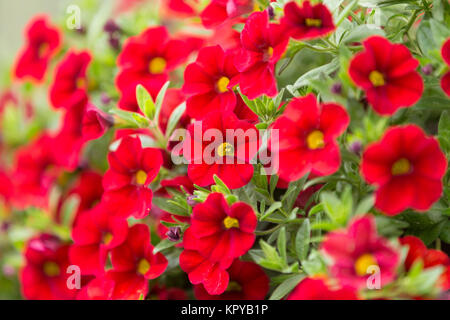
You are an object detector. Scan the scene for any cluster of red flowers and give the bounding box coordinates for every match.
[1,0,449,301]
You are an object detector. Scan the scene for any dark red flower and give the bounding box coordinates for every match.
[321,215,400,289]
[200,0,253,29]
[116,26,189,112]
[268,94,349,182]
[102,136,163,219]
[20,234,76,300]
[49,50,92,110]
[441,38,450,97]
[235,11,289,99]
[82,105,114,141]
[194,260,269,300]
[76,276,114,300]
[361,125,447,215]
[14,15,61,82]
[186,192,257,263]
[184,110,259,189]
[281,1,335,40]
[106,224,168,300]
[183,45,239,119]
[149,284,187,300]
[287,277,358,300]
[69,203,128,275]
[349,36,423,115]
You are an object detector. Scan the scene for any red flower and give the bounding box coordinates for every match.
[106,224,168,300]
[184,110,259,189]
[102,136,163,219]
[233,95,258,123]
[69,203,128,275]
[82,105,114,141]
[183,45,239,119]
[349,36,423,115]
[268,94,349,182]
[149,284,188,300]
[281,1,335,40]
[159,88,189,133]
[77,276,114,300]
[200,0,253,29]
[287,277,358,300]
[20,234,76,300]
[235,11,289,99]
[14,15,61,82]
[186,192,257,263]
[441,38,450,97]
[116,26,188,112]
[400,236,450,290]
[361,125,447,215]
[321,215,400,289]
[194,260,269,300]
[49,51,92,110]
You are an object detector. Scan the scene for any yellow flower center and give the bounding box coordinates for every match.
[149,57,167,74]
[103,232,113,245]
[217,142,234,157]
[135,170,148,185]
[137,258,151,275]
[369,70,385,87]
[354,253,377,276]
[223,216,239,229]
[391,158,411,176]
[226,281,242,292]
[306,130,325,150]
[266,46,274,58]
[76,77,86,89]
[305,18,322,27]
[38,42,49,57]
[43,261,60,277]
[216,76,230,93]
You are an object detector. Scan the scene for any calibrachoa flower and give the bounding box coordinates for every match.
[186,193,257,263]
[20,234,75,300]
[49,50,92,110]
[235,10,289,99]
[106,224,168,300]
[269,94,349,182]
[200,0,253,29]
[82,105,114,141]
[194,260,269,300]
[281,1,335,40]
[349,36,424,115]
[14,15,61,82]
[287,277,358,300]
[69,203,128,275]
[183,110,259,189]
[183,45,239,119]
[321,215,400,289]
[102,136,163,219]
[361,125,447,215]
[116,26,188,112]
[441,38,450,97]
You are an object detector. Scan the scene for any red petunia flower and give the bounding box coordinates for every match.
[69,203,128,275]
[268,94,349,182]
[361,125,447,215]
[149,284,188,300]
[106,224,168,300]
[14,15,61,82]
[194,260,269,300]
[235,11,289,99]
[102,136,163,219]
[281,1,335,41]
[186,192,257,263]
[116,26,189,112]
[184,110,259,189]
[76,275,114,300]
[82,105,114,141]
[233,95,258,123]
[49,50,92,110]
[287,277,358,300]
[349,36,424,115]
[400,236,450,290]
[200,0,253,29]
[20,234,76,300]
[183,45,239,119]
[321,215,400,289]
[440,38,450,97]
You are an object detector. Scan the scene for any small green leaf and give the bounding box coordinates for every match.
[269,274,305,300]
[154,81,170,124]
[295,219,311,261]
[165,102,186,139]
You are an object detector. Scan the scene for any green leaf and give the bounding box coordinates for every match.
[152,197,190,216]
[341,24,385,44]
[320,187,352,226]
[439,221,450,244]
[154,81,170,123]
[295,219,311,261]
[277,227,287,262]
[136,84,155,119]
[260,202,282,221]
[354,195,375,215]
[438,111,450,154]
[269,274,305,300]
[165,102,186,139]
[153,239,180,254]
